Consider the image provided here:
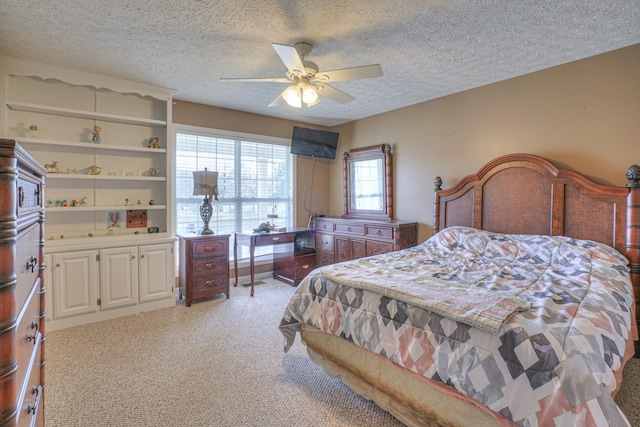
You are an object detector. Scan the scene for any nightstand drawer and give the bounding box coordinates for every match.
[193,257,227,276]
[191,273,229,295]
[192,239,227,259]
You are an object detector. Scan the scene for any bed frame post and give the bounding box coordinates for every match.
[433,176,442,235]
[627,165,640,323]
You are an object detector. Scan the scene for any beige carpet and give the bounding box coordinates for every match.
[45,278,640,427]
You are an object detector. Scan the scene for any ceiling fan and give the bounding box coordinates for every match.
[220,42,383,108]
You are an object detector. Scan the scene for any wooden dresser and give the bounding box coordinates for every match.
[178,234,230,306]
[313,217,418,266]
[0,139,46,427]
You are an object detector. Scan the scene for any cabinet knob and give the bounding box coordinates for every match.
[377,230,382,236]
[347,227,352,232]
[272,236,280,241]
[302,264,310,269]
[140,254,145,259]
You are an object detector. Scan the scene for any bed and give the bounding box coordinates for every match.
[279,153,640,427]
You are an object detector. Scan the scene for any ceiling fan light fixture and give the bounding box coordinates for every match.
[282,85,302,108]
[302,85,318,104]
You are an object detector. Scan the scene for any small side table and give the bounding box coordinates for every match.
[178,234,230,307]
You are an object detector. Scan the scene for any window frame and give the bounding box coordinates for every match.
[173,124,296,263]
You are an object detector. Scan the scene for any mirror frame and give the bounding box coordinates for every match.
[343,144,393,220]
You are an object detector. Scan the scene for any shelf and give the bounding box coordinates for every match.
[19,137,167,153]
[6,101,167,127]
[47,174,166,181]
[46,205,167,212]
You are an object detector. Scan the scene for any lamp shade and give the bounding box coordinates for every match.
[193,169,219,199]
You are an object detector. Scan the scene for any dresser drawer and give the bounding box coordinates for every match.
[16,335,43,427]
[14,223,41,316]
[366,226,393,239]
[191,273,229,295]
[335,223,365,235]
[14,280,42,409]
[17,170,42,216]
[366,240,395,257]
[316,250,334,266]
[192,239,227,259]
[192,257,227,276]
[315,233,334,252]
[315,220,334,232]
[255,233,294,246]
[294,253,316,280]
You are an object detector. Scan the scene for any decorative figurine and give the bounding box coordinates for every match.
[148,136,159,148]
[47,200,53,207]
[124,198,130,206]
[67,168,80,174]
[147,168,159,177]
[92,125,102,143]
[148,199,155,205]
[45,161,60,173]
[79,196,87,207]
[137,199,141,205]
[88,165,102,175]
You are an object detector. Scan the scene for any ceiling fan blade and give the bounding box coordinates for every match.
[314,84,355,104]
[220,77,291,83]
[268,92,288,107]
[272,43,306,75]
[312,64,383,83]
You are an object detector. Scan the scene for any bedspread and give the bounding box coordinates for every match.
[279,226,635,426]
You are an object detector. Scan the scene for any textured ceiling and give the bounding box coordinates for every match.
[0,1,639,127]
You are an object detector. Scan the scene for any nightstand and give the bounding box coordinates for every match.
[178,234,230,306]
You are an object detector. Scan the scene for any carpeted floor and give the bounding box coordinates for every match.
[45,278,640,427]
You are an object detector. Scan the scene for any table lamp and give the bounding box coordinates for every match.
[193,168,219,234]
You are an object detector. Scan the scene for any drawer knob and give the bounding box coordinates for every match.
[204,279,216,287]
[347,227,352,232]
[272,236,280,241]
[204,245,214,251]
[377,230,382,236]
[18,186,25,207]
[302,264,310,269]
[26,256,38,273]
[204,262,216,269]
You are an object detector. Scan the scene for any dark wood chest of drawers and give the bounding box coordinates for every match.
[313,217,418,266]
[0,139,46,427]
[178,234,230,306]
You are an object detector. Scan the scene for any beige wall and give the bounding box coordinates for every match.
[334,44,640,242]
[172,102,335,228]
[174,43,640,245]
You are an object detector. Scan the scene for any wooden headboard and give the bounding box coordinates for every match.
[433,153,640,320]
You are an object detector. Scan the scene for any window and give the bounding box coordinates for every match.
[175,127,294,260]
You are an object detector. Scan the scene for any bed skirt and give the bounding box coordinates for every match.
[301,328,513,427]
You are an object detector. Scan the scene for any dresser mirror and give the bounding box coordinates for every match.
[343,144,393,220]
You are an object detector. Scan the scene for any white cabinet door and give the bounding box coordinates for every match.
[100,246,138,310]
[52,250,98,319]
[139,243,174,303]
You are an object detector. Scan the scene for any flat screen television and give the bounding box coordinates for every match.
[290,126,339,159]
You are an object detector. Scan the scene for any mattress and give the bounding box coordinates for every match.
[280,226,637,426]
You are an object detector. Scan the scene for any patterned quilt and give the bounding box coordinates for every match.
[279,226,635,427]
